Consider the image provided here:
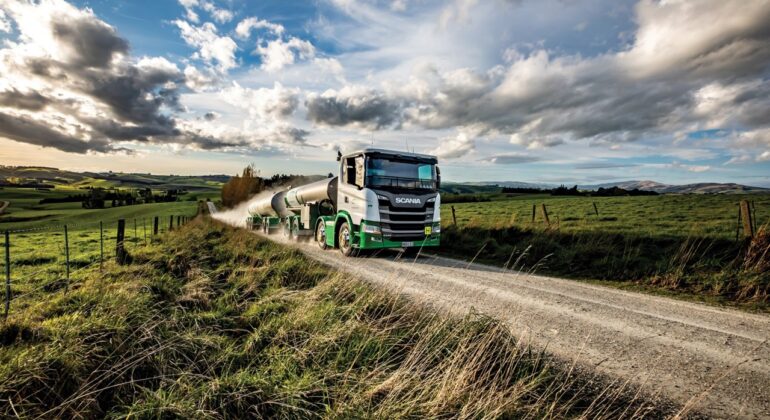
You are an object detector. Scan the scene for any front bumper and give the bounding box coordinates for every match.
[357,221,440,250]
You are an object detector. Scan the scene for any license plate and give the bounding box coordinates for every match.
[424,226,432,235]
[401,241,414,247]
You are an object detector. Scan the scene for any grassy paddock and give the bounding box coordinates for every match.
[439,194,770,309]
[0,219,665,418]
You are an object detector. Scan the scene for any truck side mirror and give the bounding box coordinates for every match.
[436,166,441,189]
[355,156,365,189]
[336,151,342,161]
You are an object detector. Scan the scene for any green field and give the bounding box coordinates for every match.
[442,193,770,239]
[438,193,770,309]
[0,187,200,313]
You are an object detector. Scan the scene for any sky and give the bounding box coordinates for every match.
[0,0,769,186]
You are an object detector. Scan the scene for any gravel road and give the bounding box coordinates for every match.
[262,233,770,419]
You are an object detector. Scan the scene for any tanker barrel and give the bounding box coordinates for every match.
[247,191,290,218]
[285,178,336,208]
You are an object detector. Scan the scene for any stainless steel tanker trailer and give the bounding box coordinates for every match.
[247,148,441,256]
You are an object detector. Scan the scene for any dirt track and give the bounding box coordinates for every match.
[262,232,770,419]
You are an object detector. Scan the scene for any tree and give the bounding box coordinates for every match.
[221,164,265,207]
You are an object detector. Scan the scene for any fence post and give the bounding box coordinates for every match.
[116,219,130,265]
[134,218,137,245]
[531,204,536,222]
[169,215,174,231]
[739,200,754,238]
[177,216,181,228]
[541,204,550,227]
[143,218,147,246]
[153,216,159,235]
[451,206,457,225]
[64,224,70,294]
[99,221,104,272]
[4,231,10,319]
[593,202,599,217]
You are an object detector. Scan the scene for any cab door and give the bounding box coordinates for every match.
[337,154,367,225]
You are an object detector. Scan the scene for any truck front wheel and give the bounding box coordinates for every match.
[316,221,328,250]
[338,221,357,257]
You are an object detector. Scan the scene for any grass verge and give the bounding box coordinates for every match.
[437,224,770,311]
[0,219,665,418]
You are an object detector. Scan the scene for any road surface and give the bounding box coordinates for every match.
[259,232,770,419]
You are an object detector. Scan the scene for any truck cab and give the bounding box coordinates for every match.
[326,148,441,255]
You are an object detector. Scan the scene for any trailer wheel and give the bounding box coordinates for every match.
[338,221,357,257]
[316,221,328,249]
[291,218,300,240]
[283,219,291,237]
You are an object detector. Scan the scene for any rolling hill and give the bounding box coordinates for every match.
[445,179,768,194]
[0,166,230,192]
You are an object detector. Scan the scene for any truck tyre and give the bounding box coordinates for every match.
[316,221,328,249]
[338,221,357,257]
[291,218,300,240]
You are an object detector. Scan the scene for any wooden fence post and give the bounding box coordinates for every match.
[143,218,147,246]
[177,216,181,228]
[593,202,599,217]
[133,218,137,245]
[64,225,70,294]
[451,206,457,225]
[153,216,159,235]
[169,215,174,231]
[4,231,10,319]
[531,204,536,222]
[99,221,104,272]
[116,219,130,265]
[541,204,550,227]
[739,200,754,238]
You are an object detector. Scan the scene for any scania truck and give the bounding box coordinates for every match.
[246,148,441,256]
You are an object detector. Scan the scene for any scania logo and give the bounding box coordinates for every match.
[395,197,421,205]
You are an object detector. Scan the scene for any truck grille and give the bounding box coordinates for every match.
[378,198,433,241]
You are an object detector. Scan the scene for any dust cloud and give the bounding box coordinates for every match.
[212,189,281,228]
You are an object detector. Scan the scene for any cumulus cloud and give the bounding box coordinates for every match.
[0,0,243,154]
[219,82,308,145]
[481,153,541,164]
[177,0,233,24]
[306,86,400,130]
[0,9,10,32]
[256,36,316,72]
[173,20,237,72]
[200,1,233,23]
[429,132,475,159]
[304,0,770,161]
[235,16,284,39]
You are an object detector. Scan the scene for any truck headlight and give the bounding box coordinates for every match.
[364,224,381,234]
[377,194,388,201]
[426,197,436,203]
[432,224,441,234]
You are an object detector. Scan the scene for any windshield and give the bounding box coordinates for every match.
[366,157,436,190]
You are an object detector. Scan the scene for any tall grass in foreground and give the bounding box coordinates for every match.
[0,219,665,418]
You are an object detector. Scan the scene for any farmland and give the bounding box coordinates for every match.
[0,187,201,314]
[441,193,770,239]
[439,193,770,309]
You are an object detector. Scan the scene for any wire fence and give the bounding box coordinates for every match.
[1,214,195,319]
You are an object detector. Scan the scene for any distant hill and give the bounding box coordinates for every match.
[446,179,768,194]
[0,166,230,192]
[581,180,769,194]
